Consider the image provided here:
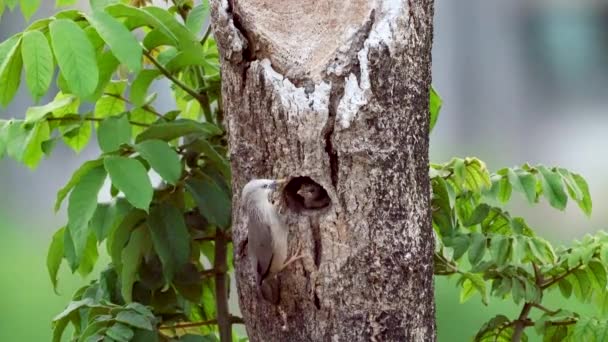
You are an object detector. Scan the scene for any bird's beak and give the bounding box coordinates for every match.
[270,178,287,190]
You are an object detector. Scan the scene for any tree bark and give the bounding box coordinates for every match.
[210,0,435,341]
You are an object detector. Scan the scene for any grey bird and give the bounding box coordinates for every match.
[241,179,304,296]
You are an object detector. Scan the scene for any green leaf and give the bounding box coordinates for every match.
[164,50,208,73]
[573,317,597,340]
[142,28,175,50]
[52,316,70,342]
[538,166,568,210]
[86,10,142,72]
[468,233,487,266]
[94,94,126,118]
[463,203,490,227]
[106,4,179,45]
[474,315,513,342]
[22,120,50,169]
[459,277,476,303]
[107,210,145,272]
[115,310,154,331]
[104,156,153,211]
[0,120,8,158]
[131,69,161,107]
[4,120,28,160]
[587,260,607,290]
[19,0,41,21]
[147,202,191,284]
[429,85,442,133]
[106,323,134,342]
[507,169,537,204]
[572,173,592,217]
[121,225,151,302]
[47,227,66,294]
[62,121,92,153]
[25,95,77,123]
[56,0,78,6]
[67,166,106,265]
[490,236,511,266]
[134,139,181,185]
[50,19,99,98]
[21,30,53,101]
[558,278,572,298]
[495,176,512,204]
[77,231,98,277]
[601,244,608,265]
[511,278,525,304]
[142,6,198,49]
[88,51,119,101]
[445,234,470,260]
[130,108,157,137]
[462,272,488,305]
[0,35,22,107]
[97,114,131,153]
[571,268,592,301]
[55,159,104,211]
[90,199,130,241]
[186,138,230,179]
[53,298,94,322]
[186,175,231,229]
[431,177,453,237]
[135,119,221,143]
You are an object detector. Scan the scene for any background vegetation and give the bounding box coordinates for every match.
[1,1,607,341]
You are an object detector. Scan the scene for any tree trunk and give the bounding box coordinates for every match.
[210,0,435,341]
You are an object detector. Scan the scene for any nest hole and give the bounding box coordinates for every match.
[282,177,331,213]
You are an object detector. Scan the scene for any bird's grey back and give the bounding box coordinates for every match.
[244,199,274,284]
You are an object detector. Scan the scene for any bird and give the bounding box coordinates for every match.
[297,183,330,209]
[241,178,305,299]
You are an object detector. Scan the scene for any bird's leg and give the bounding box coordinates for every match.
[278,245,306,272]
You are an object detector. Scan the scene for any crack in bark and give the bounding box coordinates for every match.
[226,0,254,88]
[308,217,323,268]
[324,86,341,189]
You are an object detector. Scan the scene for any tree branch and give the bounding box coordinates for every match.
[143,49,206,106]
[540,263,583,290]
[214,230,232,342]
[512,303,532,342]
[102,92,164,119]
[530,303,559,315]
[158,316,244,330]
[46,115,151,127]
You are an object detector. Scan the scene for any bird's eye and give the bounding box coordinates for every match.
[263,184,268,189]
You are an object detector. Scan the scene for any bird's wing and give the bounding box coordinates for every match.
[247,214,274,285]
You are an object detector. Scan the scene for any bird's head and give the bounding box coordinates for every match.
[242,178,286,207]
[297,183,320,199]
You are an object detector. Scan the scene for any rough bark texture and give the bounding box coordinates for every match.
[210,0,435,340]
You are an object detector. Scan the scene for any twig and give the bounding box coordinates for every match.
[158,315,244,330]
[530,303,559,315]
[143,49,206,106]
[201,26,212,45]
[540,263,583,290]
[102,92,164,119]
[46,115,150,127]
[214,230,232,342]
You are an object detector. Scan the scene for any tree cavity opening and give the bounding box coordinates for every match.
[282,176,331,213]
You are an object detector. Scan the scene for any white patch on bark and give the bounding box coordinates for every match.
[258,60,331,142]
[335,1,404,130]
